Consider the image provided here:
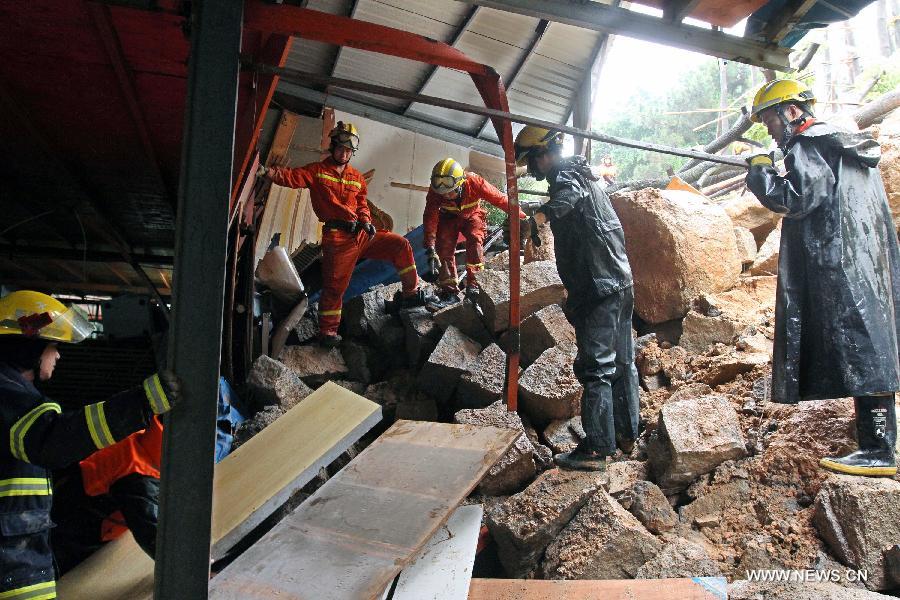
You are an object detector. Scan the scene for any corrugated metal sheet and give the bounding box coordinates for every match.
[254,185,321,266]
[280,0,605,142]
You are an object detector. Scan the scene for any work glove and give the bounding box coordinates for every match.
[426,247,441,279]
[142,370,180,415]
[745,151,775,168]
[256,164,270,179]
[524,216,542,248]
[359,222,376,238]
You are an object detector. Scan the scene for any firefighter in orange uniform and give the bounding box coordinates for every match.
[423,158,525,309]
[259,122,434,346]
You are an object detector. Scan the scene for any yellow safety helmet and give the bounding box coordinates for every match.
[513,126,565,167]
[0,290,93,343]
[430,158,466,194]
[328,121,360,151]
[750,79,816,123]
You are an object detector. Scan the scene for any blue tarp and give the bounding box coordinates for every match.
[216,377,245,463]
[747,0,877,48]
[308,225,433,304]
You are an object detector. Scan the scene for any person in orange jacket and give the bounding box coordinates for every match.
[258,122,435,346]
[423,158,525,309]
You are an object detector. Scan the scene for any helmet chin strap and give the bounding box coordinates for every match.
[776,105,809,150]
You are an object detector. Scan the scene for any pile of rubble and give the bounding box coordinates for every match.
[236,173,900,597]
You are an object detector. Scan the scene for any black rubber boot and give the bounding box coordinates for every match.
[425,290,460,312]
[554,441,608,472]
[399,288,439,309]
[820,395,897,477]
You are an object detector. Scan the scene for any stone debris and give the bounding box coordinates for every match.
[400,306,441,369]
[618,480,678,534]
[279,344,349,386]
[611,188,742,324]
[477,260,566,332]
[543,417,585,454]
[648,395,747,490]
[734,225,758,267]
[246,354,313,411]
[542,489,662,579]
[606,460,649,497]
[814,475,900,591]
[636,538,722,579]
[417,325,481,402]
[751,225,781,276]
[523,222,555,264]
[432,299,493,347]
[457,343,512,409]
[340,339,388,384]
[485,468,604,578]
[454,400,537,496]
[519,304,576,367]
[518,343,582,423]
[341,282,401,338]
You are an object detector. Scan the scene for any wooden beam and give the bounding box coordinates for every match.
[86,1,176,209]
[209,420,520,599]
[474,19,549,139]
[57,382,382,600]
[663,0,702,22]
[402,6,481,115]
[465,0,792,70]
[761,0,818,45]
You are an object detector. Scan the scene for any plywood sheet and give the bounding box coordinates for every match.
[209,421,519,600]
[57,382,381,600]
[391,504,483,600]
[467,577,728,600]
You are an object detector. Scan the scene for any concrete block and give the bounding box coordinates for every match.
[432,300,493,347]
[418,325,482,402]
[341,282,402,338]
[519,343,582,423]
[519,304,575,367]
[279,344,349,387]
[457,343,513,409]
[477,260,566,333]
[543,417,585,454]
[246,354,314,411]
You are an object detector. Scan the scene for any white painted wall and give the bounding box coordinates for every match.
[334,111,471,234]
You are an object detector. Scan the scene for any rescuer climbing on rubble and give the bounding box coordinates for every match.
[514,126,640,471]
[745,79,900,477]
[0,290,179,599]
[422,158,525,310]
[258,121,436,347]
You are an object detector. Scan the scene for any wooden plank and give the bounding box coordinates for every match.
[391,504,483,600]
[467,577,729,600]
[209,421,520,600]
[57,382,382,600]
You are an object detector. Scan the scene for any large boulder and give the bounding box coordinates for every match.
[814,475,900,591]
[611,188,742,324]
[518,343,582,423]
[679,310,744,354]
[477,260,566,332]
[400,307,441,369]
[720,192,781,246]
[648,395,747,491]
[486,468,605,577]
[542,489,662,579]
[454,400,537,495]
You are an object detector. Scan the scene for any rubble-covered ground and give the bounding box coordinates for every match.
[235,127,900,598]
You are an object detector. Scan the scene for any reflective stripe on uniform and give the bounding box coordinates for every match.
[320,308,342,317]
[85,402,116,450]
[397,264,416,275]
[142,374,170,416]
[441,205,460,212]
[315,173,362,188]
[440,278,457,285]
[460,200,480,210]
[0,580,56,600]
[9,403,61,463]
[466,263,484,270]
[0,477,51,498]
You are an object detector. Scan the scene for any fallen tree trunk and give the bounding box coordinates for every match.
[678,111,753,173]
[853,87,900,129]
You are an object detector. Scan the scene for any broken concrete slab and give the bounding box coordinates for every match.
[679,479,751,526]
[543,417,585,454]
[519,304,576,368]
[610,188,742,324]
[619,480,678,534]
[400,307,441,369]
[341,282,402,338]
[457,343,513,409]
[246,355,314,411]
[636,538,722,579]
[454,400,537,496]
[519,343,582,423]
[280,344,349,387]
[432,300,493,347]
[542,489,662,579]
[606,460,649,497]
[486,468,605,578]
[417,325,482,403]
[477,260,566,333]
[649,395,747,490]
[814,475,900,591]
